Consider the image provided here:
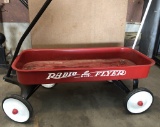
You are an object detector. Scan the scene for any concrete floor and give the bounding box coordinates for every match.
[0,65,160,127]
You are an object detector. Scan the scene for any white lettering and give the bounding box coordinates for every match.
[72,72,77,76]
[67,72,72,77]
[110,71,117,76]
[118,70,126,76]
[95,71,102,77]
[46,72,77,80]
[61,72,69,78]
[54,72,62,79]
[95,70,126,77]
[81,71,90,77]
[46,73,56,79]
[101,71,106,76]
[106,71,111,76]
[46,70,126,80]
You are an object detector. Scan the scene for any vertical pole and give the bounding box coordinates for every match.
[132,0,152,49]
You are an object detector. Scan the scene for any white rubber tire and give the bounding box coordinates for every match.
[42,83,56,88]
[124,88,153,114]
[2,95,32,123]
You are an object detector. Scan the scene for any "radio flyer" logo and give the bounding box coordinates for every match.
[46,70,126,80]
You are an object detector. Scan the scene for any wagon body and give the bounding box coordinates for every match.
[12,47,155,85]
[2,0,156,123]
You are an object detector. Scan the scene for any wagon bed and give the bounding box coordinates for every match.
[12,47,154,85]
[22,59,135,70]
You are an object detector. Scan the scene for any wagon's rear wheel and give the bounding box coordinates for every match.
[42,83,56,88]
[2,94,33,123]
[124,87,153,114]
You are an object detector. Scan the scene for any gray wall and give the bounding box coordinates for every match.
[139,0,160,57]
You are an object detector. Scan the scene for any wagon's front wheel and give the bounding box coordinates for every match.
[2,95,33,123]
[124,87,153,114]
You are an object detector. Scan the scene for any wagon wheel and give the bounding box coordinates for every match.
[41,83,56,88]
[124,87,153,114]
[2,94,33,123]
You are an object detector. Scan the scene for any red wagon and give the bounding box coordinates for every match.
[2,0,155,123]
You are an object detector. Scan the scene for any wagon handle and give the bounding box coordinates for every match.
[6,0,53,77]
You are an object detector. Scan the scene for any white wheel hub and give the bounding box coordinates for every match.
[3,98,30,123]
[42,83,56,88]
[127,91,153,113]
